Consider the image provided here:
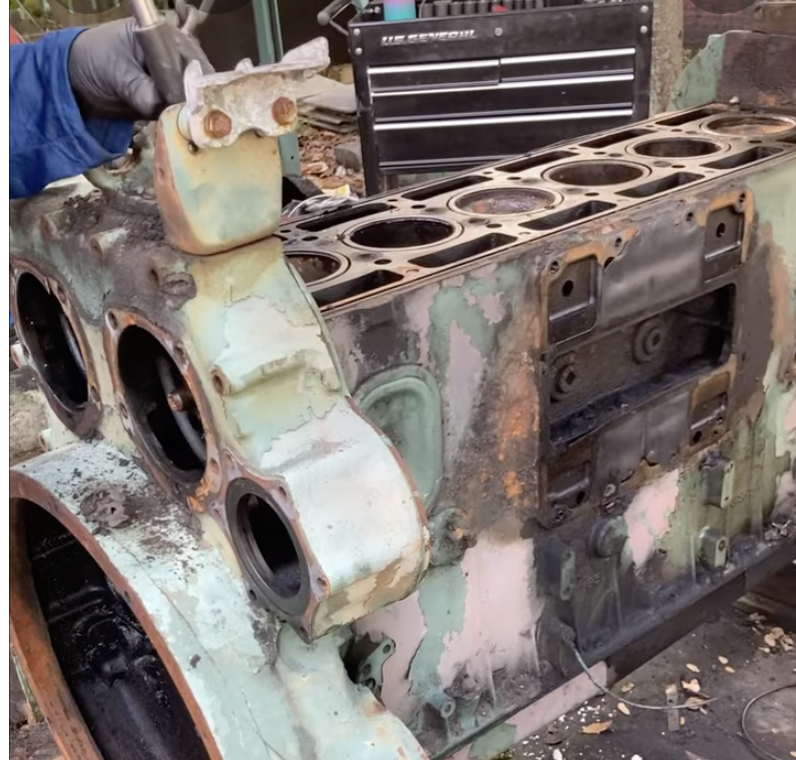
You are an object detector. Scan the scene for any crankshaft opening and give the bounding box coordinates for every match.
[703,114,796,136]
[15,273,88,411]
[286,252,344,285]
[227,479,309,615]
[118,326,206,483]
[16,500,211,760]
[545,160,646,187]
[349,218,455,249]
[452,187,559,216]
[632,137,722,158]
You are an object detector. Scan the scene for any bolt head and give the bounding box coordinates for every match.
[640,24,649,34]
[640,4,649,11]
[272,97,297,127]
[203,109,233,140]
[495,27,504,36]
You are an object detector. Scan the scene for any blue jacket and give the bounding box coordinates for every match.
[10,28,135,200]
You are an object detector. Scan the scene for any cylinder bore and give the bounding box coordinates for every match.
[545,160,646,187]
[117,326,206,484]
[703,114,796,137]
[15,273,88,411]
[348,217,455,250]
[631,137,723,158]
[286,251,345,285]
[12,499,211,760]
[227,479,309,616]
[452,187,559,216]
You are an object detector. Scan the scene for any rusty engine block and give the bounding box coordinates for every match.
[8,30,796,760]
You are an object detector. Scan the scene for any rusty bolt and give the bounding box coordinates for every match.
[272,97,297,126]
[204,109,232,139]
[167,387,194,413]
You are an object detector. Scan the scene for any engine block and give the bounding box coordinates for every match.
[9,30,796,760]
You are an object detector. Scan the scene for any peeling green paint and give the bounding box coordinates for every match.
[409,565,467,701]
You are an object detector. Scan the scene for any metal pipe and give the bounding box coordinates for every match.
[129,0,161,29]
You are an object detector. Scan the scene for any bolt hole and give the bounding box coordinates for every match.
[604,256,615,269]
[486,222,502,229]
[718,539,727,551]
[614,237,623,250]
[575,491,586,505]
[362,664,372,677]
[209,459,220,475]
[211,371,226,395]
[686,211,695,223]
[692,430,703,445]
[411,204,424,210]
[365,679,376,690]
[562,280,575,297]
[276,485,287,499]
[148,268,160,287]
[585,191,600,197]
[108,312,118,330]
[374,258,392,265]
[302,235,319,242]
[248,588,257,602]
[383,643,392,654]
[316,575,329,590]
[716,222,726,238]
[173,346,187,367]
[549,260,561,275]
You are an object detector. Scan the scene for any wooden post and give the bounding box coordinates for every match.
[650,0,685,116]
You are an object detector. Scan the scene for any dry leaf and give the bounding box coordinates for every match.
[552,750,564,760]
[725,666,736,674]
[718,656,729,665]
[788,752,796,758]
[781,636,794,652]
[699,706,709,715]
[685,697,706,711]
[770,627,785,640]
[620,682,635,694]
[760,647,772,654]
[617,703,631,716]
[582,721,612,735]
[686,663,700,673]
[682,678,702,694]
[748,613,767,623]
[764,634,778,648]
[680,716,686,726]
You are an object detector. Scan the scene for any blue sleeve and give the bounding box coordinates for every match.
[10,28,136,200]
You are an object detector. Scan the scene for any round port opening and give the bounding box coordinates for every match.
[286,252,345,285]
[703,114,796,136]
[349,218,455,249]
[13,500,211,760]
[15,273,88,411]
[118,326,206,484]
[545,160,646,186]
[452,187,559,216]
[227,479,308,614]
[632,137,722,158]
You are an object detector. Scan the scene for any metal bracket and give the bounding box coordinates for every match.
[181,38,330,150]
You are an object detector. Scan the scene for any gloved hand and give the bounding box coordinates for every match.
[68,18,164,121]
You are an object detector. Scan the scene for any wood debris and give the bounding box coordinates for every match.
[685,696,708,711]
[617,702,631,716]
[724,666,736,674]
[620,682,635,694]
[686,663,700,673]
[582,720,612,735]
[682,678,702,694]
[718,656,729,665]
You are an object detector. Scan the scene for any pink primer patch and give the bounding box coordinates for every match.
[624,469,680,568]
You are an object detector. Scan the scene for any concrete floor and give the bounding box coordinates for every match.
[9,608,796,760]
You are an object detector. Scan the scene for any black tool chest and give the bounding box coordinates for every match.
[349,0,654,194]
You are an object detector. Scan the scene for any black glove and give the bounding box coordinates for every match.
[68,18,164,121]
